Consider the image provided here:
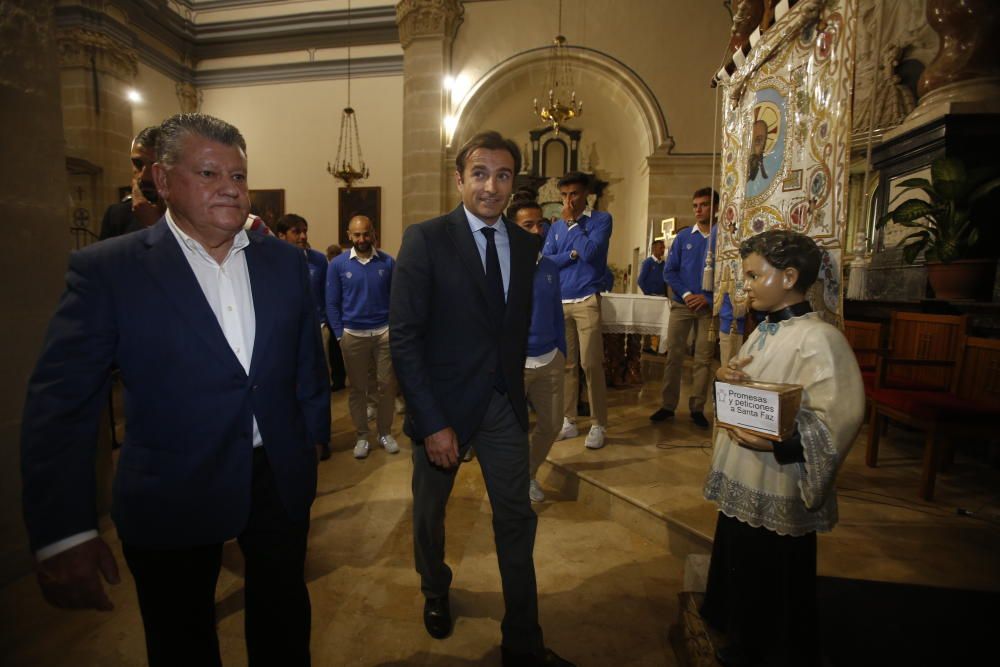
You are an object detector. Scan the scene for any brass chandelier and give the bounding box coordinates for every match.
[533,0,582,136]
[327,0,369,190]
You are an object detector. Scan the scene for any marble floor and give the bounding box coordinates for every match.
[0,388,681,667]
[3,363,999,666]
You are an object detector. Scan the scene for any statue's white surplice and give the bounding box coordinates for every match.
[704,312,865,536]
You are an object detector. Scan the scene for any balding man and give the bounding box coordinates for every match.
[326,215,399,459]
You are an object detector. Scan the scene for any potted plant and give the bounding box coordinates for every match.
[877,157,1000,300]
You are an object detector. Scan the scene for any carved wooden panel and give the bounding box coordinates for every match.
[957,337,1000,408]
[884,312,967,391]
[843,319,882,371]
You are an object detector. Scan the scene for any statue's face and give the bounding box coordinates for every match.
[742,252,798,312]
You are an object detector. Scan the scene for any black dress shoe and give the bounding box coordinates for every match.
[691,411,710,428]
[423,596,451,639]
[317,443,332,461]
[501,647,575,667]
[649,408,675,422]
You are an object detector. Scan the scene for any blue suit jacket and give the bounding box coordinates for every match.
[21,219,330,550]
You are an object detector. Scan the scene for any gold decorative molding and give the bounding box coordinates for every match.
[175,81,200,112]
[395,0,463,49]
[57,26,138,80]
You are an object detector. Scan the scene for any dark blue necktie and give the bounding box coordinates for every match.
[481,226,507,392]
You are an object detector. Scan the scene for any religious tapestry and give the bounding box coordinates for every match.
[713,0,857,324]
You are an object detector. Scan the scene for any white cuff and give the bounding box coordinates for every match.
[681,291,692,298]
[36,530,99,561]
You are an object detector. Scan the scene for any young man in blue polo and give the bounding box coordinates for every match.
[508,197,566,503]
[542,172,613,450]
[650,187,718,428]
[326,214,400,458]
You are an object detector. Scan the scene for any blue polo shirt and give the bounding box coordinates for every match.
[719,293,746,335]
[637,256,666,296]
[663,225,713,304]
[325,248,395,339]
[527,256,567,358]
[305,248,328,326]
[542,209,613,300]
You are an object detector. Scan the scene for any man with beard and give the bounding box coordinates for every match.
[327,214,399,459]
[99,126,166,240]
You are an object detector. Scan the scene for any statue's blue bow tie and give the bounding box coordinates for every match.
[756,321,781,350]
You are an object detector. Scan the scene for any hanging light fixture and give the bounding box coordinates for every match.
[327,0,369,190]
[533,0,582,136]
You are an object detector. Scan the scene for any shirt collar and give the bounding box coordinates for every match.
[349,246,380,261]
[165,209,249,262]
[463,205,507,238]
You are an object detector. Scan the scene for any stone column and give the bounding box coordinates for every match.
[0,0,74,584]
[396,0,463,229]
[57,22,138,227]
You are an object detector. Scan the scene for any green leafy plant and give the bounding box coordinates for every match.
[877,157,1000,264]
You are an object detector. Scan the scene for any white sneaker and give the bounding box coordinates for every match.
[366,406,376,421]
[353,439,370,459]
[558,418,579,440]
[379,434,400,454]
[584,425,607,450]
[529,479,546,503]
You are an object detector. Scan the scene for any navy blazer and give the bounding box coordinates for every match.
[389,205,540,446]
[21,219,330,551]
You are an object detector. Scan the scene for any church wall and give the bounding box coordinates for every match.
[450,0,731,154]
[131,62,182,138]
[0,2,75,585]
[200,74,404,255]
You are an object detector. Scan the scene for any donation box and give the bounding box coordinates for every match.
[715,381,802,441]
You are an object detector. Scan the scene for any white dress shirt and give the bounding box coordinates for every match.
[464,206,511,300]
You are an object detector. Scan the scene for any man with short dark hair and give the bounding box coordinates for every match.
[328,214,399,459]
[651,187,718,428]
[276,213,335,460]
[22,112,330,666]
[542,171,613,450]
[98,126,166,240]
[638,239,667,296]
[508,197,565,504]
[391,131,573,667]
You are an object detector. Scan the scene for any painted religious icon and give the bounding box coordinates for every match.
[745,88,786,201]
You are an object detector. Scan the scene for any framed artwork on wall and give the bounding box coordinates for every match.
[338,186,381,246]
[249,189,285,229]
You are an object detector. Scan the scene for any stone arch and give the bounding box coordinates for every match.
[450,45,673,158]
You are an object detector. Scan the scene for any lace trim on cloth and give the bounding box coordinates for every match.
[704,471,834,536]
[704,407,841,537]
[795,407,840,517]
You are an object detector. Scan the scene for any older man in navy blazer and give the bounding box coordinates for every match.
[390,131,574,667]
[21,113,330,666]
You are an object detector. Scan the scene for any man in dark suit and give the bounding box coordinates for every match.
[21,113,330,666]
[390,131,573,667]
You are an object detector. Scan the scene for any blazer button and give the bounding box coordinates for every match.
[252,384,259,391]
